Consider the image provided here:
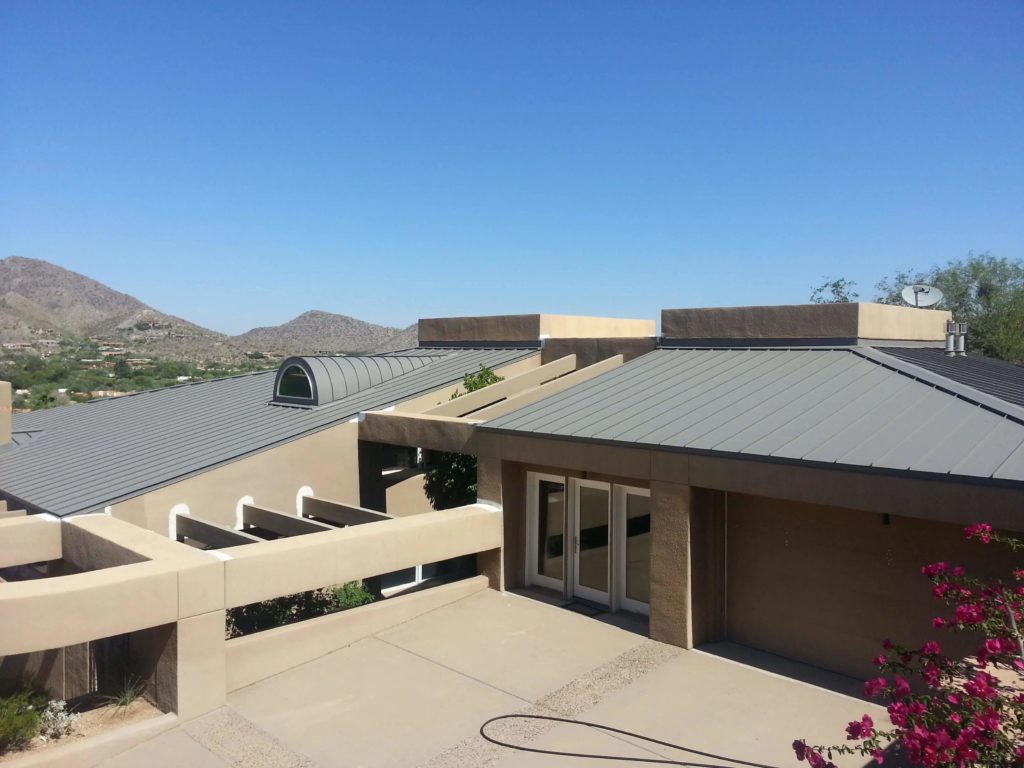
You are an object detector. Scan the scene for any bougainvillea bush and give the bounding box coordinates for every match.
[793,523,1024,768]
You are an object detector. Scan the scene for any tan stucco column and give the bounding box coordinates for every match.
[649,480,693,649]
[475,454,504,590]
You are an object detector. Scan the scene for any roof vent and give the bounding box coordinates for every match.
[271,355,442,407]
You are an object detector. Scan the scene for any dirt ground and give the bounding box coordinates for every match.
[0,698,162,763]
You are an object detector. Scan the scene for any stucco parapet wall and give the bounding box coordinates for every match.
[419,314,655,343]
[661,303,951,342]
[66,515,225,618]
[360,410,482,453]
[223,504,502,608]
[0,560,181,655]
[0,515,61,569]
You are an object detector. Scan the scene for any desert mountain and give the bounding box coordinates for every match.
[238,311,418,355]
[0,256,417,360]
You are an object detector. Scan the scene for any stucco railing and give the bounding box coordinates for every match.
[0,561,180,656]
[222,504,502,608]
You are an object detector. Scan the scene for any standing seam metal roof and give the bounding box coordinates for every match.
[2,348,536,516]
[482,348,1024,485]
[875,347,1024,408]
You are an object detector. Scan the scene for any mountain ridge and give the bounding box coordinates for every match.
[0,256,418,359]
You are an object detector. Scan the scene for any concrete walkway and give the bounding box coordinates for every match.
[99,589,886,768]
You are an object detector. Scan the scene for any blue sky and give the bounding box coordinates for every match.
[2,2,1021,334]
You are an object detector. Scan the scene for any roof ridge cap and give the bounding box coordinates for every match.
[851,347,1024,425]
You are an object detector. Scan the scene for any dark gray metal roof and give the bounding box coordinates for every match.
[483,348,1024,485]
[271,355,444,406]
[876,347,1024,408]
[2,348,534,517]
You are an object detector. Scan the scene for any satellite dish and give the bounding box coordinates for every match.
[901,284,944,308]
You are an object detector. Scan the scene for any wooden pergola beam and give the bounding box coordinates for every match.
[301,496,393,527]
[241,504,334,538]
[175,514,261,549]
[471,355,624,420]
[423,355,577,418]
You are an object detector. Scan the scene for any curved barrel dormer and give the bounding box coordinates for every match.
[271,355,441,407]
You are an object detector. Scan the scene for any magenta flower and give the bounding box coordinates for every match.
[964,522,992,543]
[864,677,887,698]
[846,714,875,740]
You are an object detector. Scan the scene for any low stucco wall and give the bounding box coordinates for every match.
[225,576,488,691]
[223,505,502,607]
[110,420,361,535]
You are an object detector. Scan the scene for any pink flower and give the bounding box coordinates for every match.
[954,603,985,624]
[846,714,875,740]
[964,523,992,543]
[873,654,887,666]
[871,748,885,764]
[891,676,911,700]
[920,641,941,655]
[865,677,887,698]
[922,562,948,577]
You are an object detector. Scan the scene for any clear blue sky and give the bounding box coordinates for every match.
[2,2,1021,334]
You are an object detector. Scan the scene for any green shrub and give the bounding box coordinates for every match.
[0,688,48,753]
[332,581,375,610]
[226,582,375,638]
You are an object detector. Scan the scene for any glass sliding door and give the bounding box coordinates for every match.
[615,486,651,615]
[572,479,611,605]
[527,473,566,592]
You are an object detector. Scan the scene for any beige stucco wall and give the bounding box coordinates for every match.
[384,470,436,517]
[539,315,655,339]
[857,303,951,341]
[726,493,1020,680]
[661,302,949,341]
[110,420,361,535]
[0,515,61,568]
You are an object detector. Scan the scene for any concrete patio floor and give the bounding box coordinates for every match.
[99,588,888,768]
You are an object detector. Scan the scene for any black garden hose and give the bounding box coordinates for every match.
[480,714,784,768]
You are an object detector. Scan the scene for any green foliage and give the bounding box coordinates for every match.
[424,366,504,510]
[874,252,1024,361]
[809,277,859,304]
[101,676,145,712]
[332,581,376,610]
[450,365,504,398]
[0,341,279,411]
[226,582,375,638]
[423,451,480,510]
[0,687,48,754]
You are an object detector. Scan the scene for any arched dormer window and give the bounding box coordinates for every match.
[272,359,318,406]
[278,365,312,399]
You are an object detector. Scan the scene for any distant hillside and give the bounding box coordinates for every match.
[0,256,418,360]
[237,310,417,355]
